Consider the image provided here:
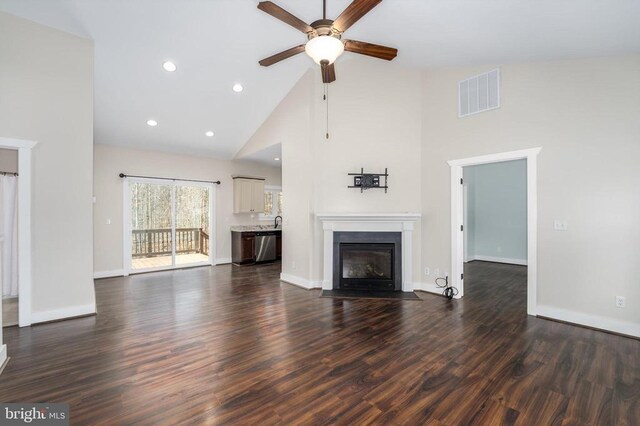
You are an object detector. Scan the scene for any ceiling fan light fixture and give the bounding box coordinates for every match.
[162,61,177,72]
[305,35,344,65]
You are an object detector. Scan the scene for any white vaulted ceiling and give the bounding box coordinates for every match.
[1,0,639,158]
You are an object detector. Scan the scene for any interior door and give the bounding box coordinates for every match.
[463,183,469,262]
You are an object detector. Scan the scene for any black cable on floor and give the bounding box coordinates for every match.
[435,276,459,300]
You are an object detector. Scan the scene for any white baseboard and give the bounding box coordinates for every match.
[536,305,640,338]
[0,344,6,373]
[95,261,230,278]
[93,269,124,279]
[31,303,96,325]
[280,273,322,290]
[413,282,443,295]
[467,255,527,266]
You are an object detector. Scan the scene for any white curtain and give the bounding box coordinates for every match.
[0,175,18,297]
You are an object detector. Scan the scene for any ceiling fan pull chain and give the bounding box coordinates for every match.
[325,83,330,139]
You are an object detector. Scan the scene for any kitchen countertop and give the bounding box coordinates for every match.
[231,225,282,232]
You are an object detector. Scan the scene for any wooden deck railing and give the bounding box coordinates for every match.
[132,228,209,258]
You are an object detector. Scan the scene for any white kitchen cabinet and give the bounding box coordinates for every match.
[233,177,265,213]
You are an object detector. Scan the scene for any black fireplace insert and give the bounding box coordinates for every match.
[333,232,402,291]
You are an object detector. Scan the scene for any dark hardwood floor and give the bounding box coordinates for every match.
[0,261,638,424]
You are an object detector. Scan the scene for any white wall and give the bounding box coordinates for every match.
[422,55,640,334]
[464,159,527,264]
[93,143,281,275]
[307,59,423,283]
[244,58,423,287]
[0,149,18,173]
[241,71,314,283]
[0,12,95,322]
[243,53,640,335]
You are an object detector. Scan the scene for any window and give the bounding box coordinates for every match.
[261,186,282,219]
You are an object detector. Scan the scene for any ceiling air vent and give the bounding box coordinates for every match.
[458,68,500,118]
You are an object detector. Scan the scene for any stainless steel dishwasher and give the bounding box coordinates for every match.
[254,232,277,263]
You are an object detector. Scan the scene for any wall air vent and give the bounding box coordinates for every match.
[458,68,500,118]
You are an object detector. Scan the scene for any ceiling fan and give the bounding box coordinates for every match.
[257,0,398,83]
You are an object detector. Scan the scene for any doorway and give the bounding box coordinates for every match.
[462,159,528,309]
[123,178,215,274]
[0,138,36,332]
[448,148,541,315]
[1,149,19,327]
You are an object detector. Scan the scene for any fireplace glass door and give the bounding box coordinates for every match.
[340,243,395,290]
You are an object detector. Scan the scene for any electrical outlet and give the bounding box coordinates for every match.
[554,220,568,231]
[424,267,430,276]
[615,296,625,308]
[434,268,440,277]
[291,261,296,270]
[497,246,502,253]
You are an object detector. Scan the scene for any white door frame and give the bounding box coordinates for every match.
[122,177,216,276]
[463,183,469,262]
[448,147,541,316]
[0,137,37,328]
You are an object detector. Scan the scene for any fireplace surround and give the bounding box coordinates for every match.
[317,213,421,292]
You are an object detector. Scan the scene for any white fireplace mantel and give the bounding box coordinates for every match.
[316,213,421,292]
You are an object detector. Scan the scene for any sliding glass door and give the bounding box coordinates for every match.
[130,181,173,270]
[175,184,210,266]
[126,178,214,273]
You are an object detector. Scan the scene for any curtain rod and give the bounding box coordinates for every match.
[119,173,220,185]
[1,171,18,176]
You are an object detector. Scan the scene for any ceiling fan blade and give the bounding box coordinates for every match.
[259,45,306,66]
[332,0,383,33]
[344,40,397,61]
[257,1,313,34]
[321,62,336,83]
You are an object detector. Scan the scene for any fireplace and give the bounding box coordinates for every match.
[333,232,402,291]
[317,213,420,292]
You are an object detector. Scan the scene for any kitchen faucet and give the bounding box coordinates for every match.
[274,215,283,229]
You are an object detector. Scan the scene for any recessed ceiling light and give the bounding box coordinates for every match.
[205,131,214,137]
[232,83,243,93]
[146,119,158,127]
[274,157,280,161]
[162,61,177,72]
